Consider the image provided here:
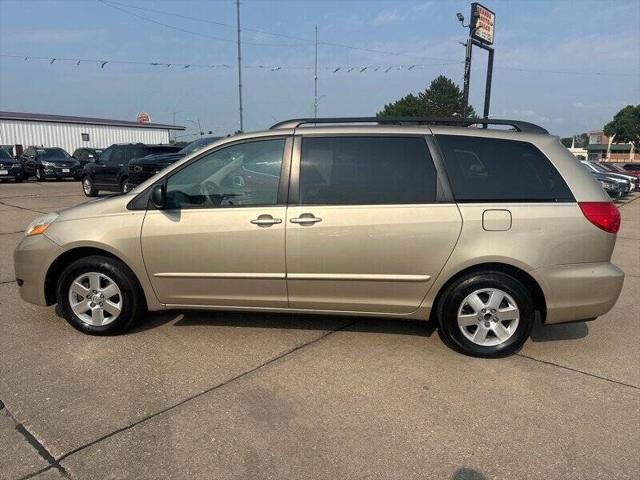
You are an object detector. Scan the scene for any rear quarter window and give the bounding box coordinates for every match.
[436,135,574,202]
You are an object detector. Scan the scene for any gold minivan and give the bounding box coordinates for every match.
[14,118,624,357]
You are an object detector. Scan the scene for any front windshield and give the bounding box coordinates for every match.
[39,148,70,160]
[588,162,608,173]
[0,148,12,159]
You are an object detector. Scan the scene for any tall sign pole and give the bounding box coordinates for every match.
[462,30,474,117]
[236,0,244,132]
[460,3,495,122]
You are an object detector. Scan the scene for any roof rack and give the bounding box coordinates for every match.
[269,117,549,134]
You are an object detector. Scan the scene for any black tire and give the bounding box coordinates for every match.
[56,255,145,335]
[35,167,45,182]
[437,272,534,358]
[82,176,98,197]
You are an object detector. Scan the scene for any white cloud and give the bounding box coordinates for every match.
[371,10,401,26]
[412,1,435,12]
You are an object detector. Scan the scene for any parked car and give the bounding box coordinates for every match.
[14,117,624,358]
[599,162,640,187]
[592,172,623,199]
[20,146,81,181]
[0,147,26,182]
[126,137,222,191]
[595,162,639,190]
[72,148,104,167]
[81,143,182,196]
[580,160,632,196]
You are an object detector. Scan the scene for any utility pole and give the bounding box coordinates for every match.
[314,24,318,119]
[236,0,244,132]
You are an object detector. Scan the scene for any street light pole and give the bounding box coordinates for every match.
[171,110,184,142]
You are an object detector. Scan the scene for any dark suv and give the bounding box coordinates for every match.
[72,148,104,167]
[81,143,181,196]
[126,137,221,190]
[0,147,26,182]
[20,147,81,181]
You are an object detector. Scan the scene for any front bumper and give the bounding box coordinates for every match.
[42,166,82,179]
[532,262,625,324]
[0,166,26,179]
[14,234,61,306]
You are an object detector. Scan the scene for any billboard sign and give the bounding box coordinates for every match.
[471,3,495,45]
[136,112,151,124]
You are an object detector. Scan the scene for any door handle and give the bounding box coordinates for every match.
[250,215,282,226]
[290,214,322,225]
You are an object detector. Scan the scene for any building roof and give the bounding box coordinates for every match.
[0,111,185,130]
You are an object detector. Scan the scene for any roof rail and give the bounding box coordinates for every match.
[269,117,549,134]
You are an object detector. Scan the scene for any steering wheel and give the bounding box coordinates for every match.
[199,180,221,206]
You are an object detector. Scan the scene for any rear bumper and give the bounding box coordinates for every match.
[14,234,60,306]
[532,262,625,324]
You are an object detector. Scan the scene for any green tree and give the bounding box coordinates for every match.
[604,105,640,152]
[560,133,589,148]
[576,132,589,148]
[377,75,476,118]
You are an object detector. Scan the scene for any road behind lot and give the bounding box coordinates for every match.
[1,181,638,480]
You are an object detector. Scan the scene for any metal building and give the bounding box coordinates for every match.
[0,111,185,155]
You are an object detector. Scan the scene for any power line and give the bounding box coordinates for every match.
[98,0,458,62]
[0,53,462,72]
[3,53,636,78]
[96,0,301,47]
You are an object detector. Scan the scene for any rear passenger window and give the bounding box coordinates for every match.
[436,135,574,202]
[299,136,436,205]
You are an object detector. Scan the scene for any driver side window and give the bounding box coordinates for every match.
[165,138,285,209]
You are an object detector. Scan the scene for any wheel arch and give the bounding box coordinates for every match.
[44,246,147,310]
[428,262,547,324]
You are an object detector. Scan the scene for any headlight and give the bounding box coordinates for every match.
[41,161,55,167]
[25,213,58,236]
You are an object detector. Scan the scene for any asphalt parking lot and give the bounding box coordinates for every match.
[1,180,639,480]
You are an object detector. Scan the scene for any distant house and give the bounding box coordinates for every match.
[0,111,185,155]
[587,130,637,163]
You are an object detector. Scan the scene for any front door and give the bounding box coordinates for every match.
[141,137,291,307]
[286,135,462,314]
[95,146,126,188]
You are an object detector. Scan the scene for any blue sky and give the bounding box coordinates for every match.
[0,0,638,138]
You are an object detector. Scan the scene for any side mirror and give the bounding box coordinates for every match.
[150,184,166,209]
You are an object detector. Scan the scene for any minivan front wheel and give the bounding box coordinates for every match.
[57,255,145,335]
[437,272,534,358]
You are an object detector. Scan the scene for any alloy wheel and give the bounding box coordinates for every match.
[456,288,520,347]
[68,272,123,326]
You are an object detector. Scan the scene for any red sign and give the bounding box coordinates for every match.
[472,3,495,45]
[137,112,151,123]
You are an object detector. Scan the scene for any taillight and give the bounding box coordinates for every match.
[578,201,620,234]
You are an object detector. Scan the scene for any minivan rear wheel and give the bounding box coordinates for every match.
[437,272,534,358]
[56,255,145,335]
